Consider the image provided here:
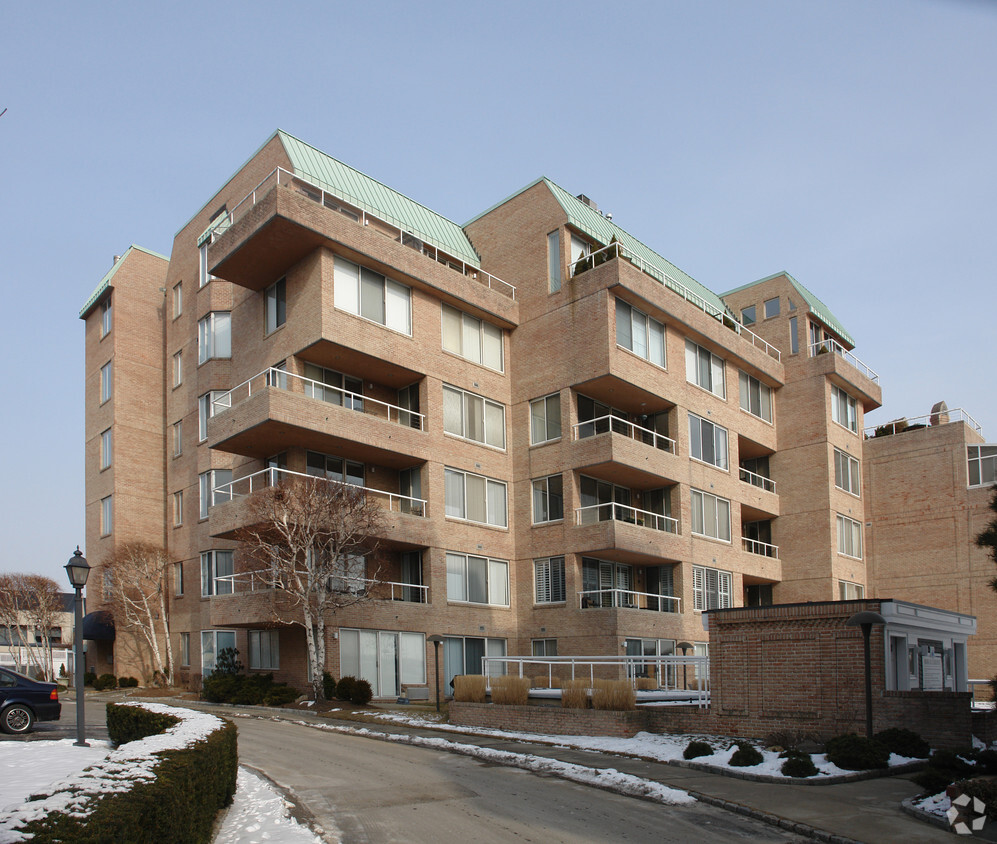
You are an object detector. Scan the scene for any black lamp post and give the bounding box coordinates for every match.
[427,635,444,713]
[846,611,886,739]
[677,641,693,691]
[65,547,90,748]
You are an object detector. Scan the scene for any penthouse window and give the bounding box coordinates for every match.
[197,312,231,364]
[334,255,411,335]
[200,550,234,596]
[837,514,863,559]
[534,556,566,603]
[685,340,725,399]
[831,385,858,433]
[444,468,507,527]
[738,372,773,423]
[689,413,729,470]
[693,565,732,611]
[443,385,506,449]
[265,278,286,334]
[532,475,564,524]
[441,303,503,371]
[834,448,861,496]
[446,552,509,606]
[690,489,731,542]
[616,299,665,367]
[530,393,561,445]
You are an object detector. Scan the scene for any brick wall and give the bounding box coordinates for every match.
[449,701,652,738]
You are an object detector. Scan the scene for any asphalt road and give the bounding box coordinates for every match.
[0,699,109,744]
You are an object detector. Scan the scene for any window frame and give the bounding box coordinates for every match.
[198,391,229,442]
[99,361,112,404]
[100,495,113,537]
[334,254,412,335]
[690,488,732,542]
[100,298,112,338]
[199,469,233,519]
[531,474,564,524]
[173,562,184,597]
[688,412,729,470]
[738,371,773,423]
[967,445,997,487]
[529,393,561,445]
[685,340,726,399]
[173,491,184,527]
[173,350,183,388]
[99,428,112,471]
[201,629,236,675]
[833,448,861,496]
[547,230,561,293]
[173,420,183,457]
[442,384,506,450]
[837,513,863,559]
[446,552,510,606]
[741,305,756,326]
[615,298,666,368]
[180,632,190,667]
[197,311,232,364]
[249,630,280,670]
[440,303,504,372]
[831,385,858,433]
[839,580,865,600]
[534,556,566,604]
[172,282,183,319]
[444,467,508,528]
[693,565,732,611]
[764,297,780,319]
[265,277,287,334]
[200,550,234,597]
[532,638,558,657]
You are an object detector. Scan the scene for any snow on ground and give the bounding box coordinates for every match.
[910,790,951,819]
[0,740,113,811]
[214,768,326,844]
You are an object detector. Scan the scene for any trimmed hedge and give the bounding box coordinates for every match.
[108,704,180,745]
[781,750,819,778]
[118,676,140,689]
[201,671,299,706]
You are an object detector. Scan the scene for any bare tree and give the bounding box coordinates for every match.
[105,543,174,684]
[237,476,384,700]
[21,576,62,681]
[0,574,62,679]
[0,574,35,674]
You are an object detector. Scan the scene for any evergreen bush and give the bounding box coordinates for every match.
[350,678,373,706]
[729,741,764,767]
[780,750,818,778]
[873,728,930,759]
[683,740,713,760]
[118,676,140,689]
[824,734,889,770]
[84,670,97,687]
[94,673,118,691]
[336,676,358,702]
[107,703,180,745]
[322,671,336,700]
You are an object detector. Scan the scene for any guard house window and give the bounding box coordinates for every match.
[100,361,112,404]
[199,469,233,519]
[334,255,411,335]
[968,445,997,487]
[831,385,858,433]
[764,297,780,319]
[689,413,729,470]
[446,552,509,606]
[443,385,506,449]
[100,298,112,338]
[534,556,566,603]
[530,393,561,445]
[249,630,280,670]
[200,550,234,596]
[685,340,726,399]
[834,448,861,496]
[198,312,231,364]
[738,372,773,422]
[837,514,863,559]
[690,489,731,541]
[740,305,756,326]
[100,495,113,536]
[265,278,286,334]
[100,428,112,470]
[441,303,503,371]
[547,230,561,293]
[839,580,865,600]
[532,475,564,523]
[616,299,665,367]
[444,468,507,527]
[693,566,732,610]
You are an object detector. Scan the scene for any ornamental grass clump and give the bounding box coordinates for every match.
[561,678,589,709]
[453,675,487,703]
[490,676,530,705]
[729,741,764,767]
[636,677,657,691]
[592,679,636,711]
[533,675,562,689]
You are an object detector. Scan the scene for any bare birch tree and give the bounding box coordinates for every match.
[0,574,62,679]
[105,543,174,684]
[237,476,384,700]
[0,574,35,675]
[21,576,62,681]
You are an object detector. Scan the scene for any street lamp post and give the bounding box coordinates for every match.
[65,548,91,748]
[427,635,444,713]
[846,611,886,739]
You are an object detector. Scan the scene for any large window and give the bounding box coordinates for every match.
[837,514,863,559]
[302,363,362,409]
[100,298,112,338]
[738,372,773,422]
[834,448,861,496]
[532,475,563,523]
[249,630,279,670]
[198,391,230,442]
[693,565,732,610]
[689,413,729,470]
[100,361,112,404]
[547,231,561,293]
[616,299,665,367]
[100,495,113,536]
[442,636,506,691]
[200,551,234,596]
[530,393,561,445]
[831,385,858,433]
[265,278,286,334]
[197,312,231,364]
[839,580,865,600]
[441,303,503,371]
[764,297,780,319]
[581,557,633,608]
[334,255,411,334]
[100,428,112,470]
[199,469,233,518]
[532,638,558,657]
[446,552,509,606]
[444,468,507,527]
[968,445,997,487]
[443,385,505,449]
[201,630,236,675]
[340,629,426,698]
[690,489,731,541]
[534,556,566,604]
[685,340,725,398]
[306,452,364,486]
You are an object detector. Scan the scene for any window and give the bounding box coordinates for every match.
[834,448,861,496]
[968,445,997,487]
[249,630,279,670]
[740,305,756,326]
[340,629,427,698]
[303,363,362,409]
[693,566,732,610]
[837,514,863,559]
[441,303,503,371]
[198,391,230,442]
[789,316,799,355]
[532,638,558,657]
[172,283,183,319]
[100,298,112,337]
[616,299,665,367]
[197,312,231,363]
[173,351,183,387]
[199,243,213,288]
[201,630,236,675]
[831,385,858,432]
[200,551,234,596]
[578,476,631,524]
[685,340,725,398]
[99,428,112,470]
[444,468,507,527]
[180,632,190,667]
[334,255,411,334]
[100,495,113,536]
[532,475,564,523]
[581,558,633,608]
[199,469,233,519]
[443,385,505,449]
[174,562,184,596]
[534,557,566,604]
[306,452,364,486]
[547,231,561,293]
[569,234,590,275]
[764,297,780,319]
[738,372,773,422]
[100,361,112,404]
[688,413,729,470]
[446,552,509,606]
[839,580,865,600]
[265,278,286,333]
[530,393,561,445]
[443,636,506,689]
[173,420,183,457]
[690,489,731,541]
[173,491,184,527]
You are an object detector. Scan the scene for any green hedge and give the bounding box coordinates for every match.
[19,704,237,843]
[107,702,181,745]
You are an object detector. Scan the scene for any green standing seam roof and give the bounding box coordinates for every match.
[721,271,855,347]
[277,131,481,269]
[78,245,169,319]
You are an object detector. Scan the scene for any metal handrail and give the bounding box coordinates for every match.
[577,588,681,613]
[808,340,879,383]
[738,466,777,493]
[211,367,426,431]
[572,414,677,453]
[575,502,678,533]
[742,537,779,558]
[217,166,516,299]
[213,571,429,602]
[863,407,984,437]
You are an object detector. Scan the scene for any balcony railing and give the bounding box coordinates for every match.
[578,588,680,613]
[809,340,879,384]
[218,166,516,299]
[212,367,426,431]
[739,466,777,494]
[572,414,677,453]
[214,571,428,603]
[213,467,428,517]
[575,502,678,533]
[742,537,779,558]
[569,243,780,362]
[863,407,983,438]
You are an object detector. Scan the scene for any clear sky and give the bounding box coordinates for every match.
[1,0,994,586]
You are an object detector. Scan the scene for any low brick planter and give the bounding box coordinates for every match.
[449,701,651,737]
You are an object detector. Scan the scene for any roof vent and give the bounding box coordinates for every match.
[112,255,121,265]
[576,194,599,212]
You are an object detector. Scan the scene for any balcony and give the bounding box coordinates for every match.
[574,415,676,453]
[578,588,680,613]
[804,341,882,410]
[809,340,878,384]
[739,466,776,494]
[863,407,983,439]
[742,536,779,559]
[571,416,681,488]
[576,502,677,533]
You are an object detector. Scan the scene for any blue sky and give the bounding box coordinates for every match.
[1,0,994,585]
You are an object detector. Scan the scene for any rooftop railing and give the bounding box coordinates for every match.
[863,407,983,438]
[742,537,779,559]
[738,466,777,494]
[213,571,428,603]
[572,414,677,453]
[575,502,678,533]
[218,166,516,299]
[578,588,680,613]
[809,340,879,383]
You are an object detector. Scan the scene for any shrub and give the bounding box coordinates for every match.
[453,675,487,703]
[874,728,930,759]
[683,740,713,760]
[912,748,978,793]
[350,679,373,706]
[824,734,889,770]
[592,680,636,711]
[975,748,997,775]
[336,676,358,702]
[94,673,118,691]
[764,729,820,752]
[323,671,336,700]
[561,679,588,709]
[118,676,140,689]
[84,670,97,687]
[201,671,298,706]
[491,676,530,705]
[729,741,764,767]
[263,685,300,707]
[781,751,819,778]
[58,664,67,678]
[107,702,181,745]
[215,647,242,675]
[952,778,997,821]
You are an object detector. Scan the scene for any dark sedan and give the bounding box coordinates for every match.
[0,667,61,734]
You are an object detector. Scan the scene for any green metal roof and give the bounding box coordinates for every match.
[78,245,169,319]
[277,131,481,268]
[722,271,855,347]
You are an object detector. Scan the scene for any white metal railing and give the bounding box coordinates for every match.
[569,243,780,361]
[480,654,710,707]
[213,571,429,603]
[738,466,777,494]
[577,588,680,613]
[809,340,879,383]
[742,537,779,559]
[863,407,984,438]
[213,467,428,517]
[572,414,677,453]
[218,167,516,299]
[212,367,425,431]
[575,502,678,533]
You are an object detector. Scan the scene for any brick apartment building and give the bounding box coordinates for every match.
[80,130,995,696]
